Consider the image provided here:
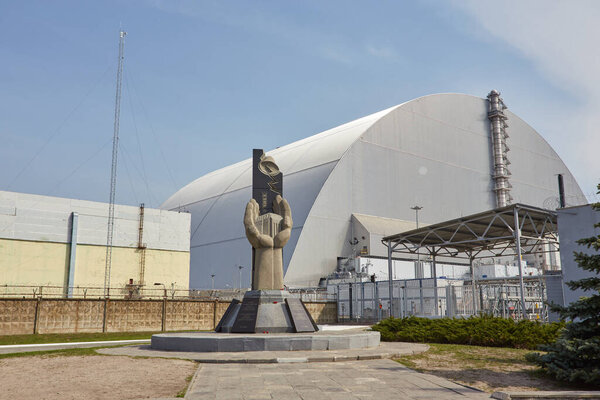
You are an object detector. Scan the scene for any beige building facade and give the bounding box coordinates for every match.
[0,191,191,297]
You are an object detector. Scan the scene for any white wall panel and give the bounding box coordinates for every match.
[0,191,190,252]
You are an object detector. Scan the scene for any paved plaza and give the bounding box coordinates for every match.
[185,359,488,400]
[102,340,489,399]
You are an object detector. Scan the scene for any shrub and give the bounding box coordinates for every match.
[371,315,564,349]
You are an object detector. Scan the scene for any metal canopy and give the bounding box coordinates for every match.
[382,203,559,259]
[381,203,559,319]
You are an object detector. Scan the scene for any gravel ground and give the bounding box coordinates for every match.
[0,354,197,400]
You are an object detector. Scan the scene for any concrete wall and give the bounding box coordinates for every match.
[0,190,191,292]
[557,204,600,306]
[0,298,337,335]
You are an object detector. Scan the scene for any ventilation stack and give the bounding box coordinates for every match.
[487,90,512,207]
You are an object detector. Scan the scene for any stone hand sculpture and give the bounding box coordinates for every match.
[244,195,292,290]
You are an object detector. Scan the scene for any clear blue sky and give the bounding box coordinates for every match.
[1,0,598,208]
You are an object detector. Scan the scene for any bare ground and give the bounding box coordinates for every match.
[0,354,197,400]
[396,344,583,393]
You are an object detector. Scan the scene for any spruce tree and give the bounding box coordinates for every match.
[528,184,600,385]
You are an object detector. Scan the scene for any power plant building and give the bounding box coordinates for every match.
[0,190,191,296]
[162,92,585,289]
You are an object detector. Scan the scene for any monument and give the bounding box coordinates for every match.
[216,149,318,333]
[150,149,379,352]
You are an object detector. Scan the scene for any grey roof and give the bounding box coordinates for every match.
[383,203,559,259]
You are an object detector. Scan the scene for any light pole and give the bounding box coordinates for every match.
[153,282,166,298]
[210,274,215,290]
[410,205,422,229]
[238,265,244,289]
[411,206,423,278]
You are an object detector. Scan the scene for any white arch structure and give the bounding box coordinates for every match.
[162,93,585,288]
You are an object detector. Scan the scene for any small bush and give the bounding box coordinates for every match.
[371,315,564,349]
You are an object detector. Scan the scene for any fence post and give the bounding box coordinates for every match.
[348,283,353,320]
[445,286,453,317]
[419,279,424,315]
[161,298,167,332]
[213,300,218,329]
[102,298,108,333]
[33,297,41,334]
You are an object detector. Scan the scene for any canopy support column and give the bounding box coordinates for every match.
[387,240,393,318]
[469,255,477,315]
[432,250,438,317]
[513,207,527,319]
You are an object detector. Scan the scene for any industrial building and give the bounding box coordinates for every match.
[0,190,191,297]
[162,92,585,289]
[555,204,600,306]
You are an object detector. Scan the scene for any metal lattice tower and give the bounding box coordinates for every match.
[104,30,127,297]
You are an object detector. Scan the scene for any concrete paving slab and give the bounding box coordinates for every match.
[184,359,489,400]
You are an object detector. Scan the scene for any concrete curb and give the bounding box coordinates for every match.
[98,342,429,364]
[151,330,380,352]
[0,339,151,354]
[492,391,600,399]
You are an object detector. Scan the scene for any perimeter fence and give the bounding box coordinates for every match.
[333,277,549,323]
[0,284,335,302]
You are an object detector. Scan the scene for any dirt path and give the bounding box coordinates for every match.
[0,355,197,400]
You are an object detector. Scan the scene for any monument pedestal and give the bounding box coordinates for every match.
[216,290,318,333]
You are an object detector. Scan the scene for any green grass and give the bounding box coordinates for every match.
[0,346,107,360]
[176,370,196,398]
[394,343,589,392]
[0,331,165,346]
[396,343,532,370]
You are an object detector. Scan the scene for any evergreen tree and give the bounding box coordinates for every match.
[527,184,600,385]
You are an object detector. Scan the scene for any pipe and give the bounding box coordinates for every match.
[66,212,78,298]
[558,174,566,208]
[487,90,511,207]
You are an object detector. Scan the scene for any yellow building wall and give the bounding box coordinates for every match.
[0,238,190,295]
[73,245,190,290]
[0,238,70,287]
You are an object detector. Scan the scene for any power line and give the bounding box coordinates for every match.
[125,68,179,192]
[6,65,112,189]
[124,73,155,207]
[0,137,112,236]
[119,149,140,205]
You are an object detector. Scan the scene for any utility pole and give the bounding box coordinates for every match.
[104,30,126,297]
[211,274,215,290]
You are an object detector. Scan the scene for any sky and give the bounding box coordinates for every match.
[1,0,598,209]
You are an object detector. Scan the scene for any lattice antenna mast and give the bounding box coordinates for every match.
[104,30,127,297]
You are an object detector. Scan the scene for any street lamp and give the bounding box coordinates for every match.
[153,282,166,298]
[410,205,423,229]
[411,206,423,278]
[238,265,244,289]
[210,274,215,290]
